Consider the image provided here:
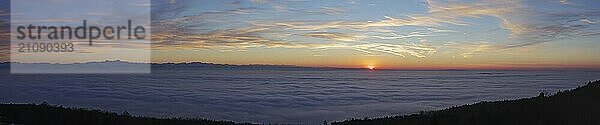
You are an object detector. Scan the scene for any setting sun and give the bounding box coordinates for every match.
[368,65,375,70]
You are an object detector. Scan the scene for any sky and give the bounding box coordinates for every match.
[2,0,600,69]
[7,0,151,65]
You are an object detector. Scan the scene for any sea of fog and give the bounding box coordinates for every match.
[1,64,599,124]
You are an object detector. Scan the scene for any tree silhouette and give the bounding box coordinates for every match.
[333,80,600,125]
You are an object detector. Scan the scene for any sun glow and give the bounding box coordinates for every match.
[367,65,375,70]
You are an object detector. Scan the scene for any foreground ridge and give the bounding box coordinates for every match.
[332,80,600,125]
[0,103,256,125]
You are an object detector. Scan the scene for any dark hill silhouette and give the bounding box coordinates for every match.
[0,102,256,125]
[332,80,600,125]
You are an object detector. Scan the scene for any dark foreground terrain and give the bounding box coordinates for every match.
[0,103,256,125]
[333,80,600,125]
[1,80,598,125]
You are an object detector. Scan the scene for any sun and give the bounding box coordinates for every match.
[367,65,375,70]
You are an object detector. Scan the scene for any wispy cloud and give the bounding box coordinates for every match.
[559,0,569,5]
[254,15,462,32]
[151,22,437,58]
[425,0,514,18]
[306,7,346,15]
[250,0,271,4]
[500,10,600,48]
[152,26,289,50]
[299,32,364,42]
[425,0,600,50]
[445,41,499,58]
[354,43,436,58]
[373,32,431,40]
